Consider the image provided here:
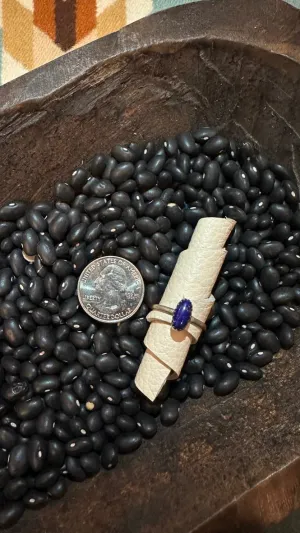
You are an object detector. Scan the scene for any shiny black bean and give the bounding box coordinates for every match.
[100,443,117,470]
[236,303,260,324]
[48,476,67,499]
[94,354,118,376]
[246,247,265,270]
[60,391,80,416]
[2,381,28,402]
[202,161,220,192]
[214,370,240,396]
[234,362,263,380]
[270,287,295,306]
[66,456,86,481]
[8,443,28,477]
[27,436,47,472]
[269,203,292,223]
[47,440,65,467]
[223,205,247,223]
[278,323,294,349]
[138,237,160,263]
[203,135,228,157]
[277,305,300,327]
[233,169,250,193]
[3,318,26,347]
[35,468,59,490]
[115,432,142,454]
[259,266,280,292]
[3,477,28,501]
[0,501,25,527]
[65,437,93,457]
[202,363,220,386]
[205,324,229,345]
[36,239,56,267]
[212,354,234,373]
[22,228,39,257]
[97,382,121,405]
[185,374,204,399]
[15,397,44,420]
[184,355,205,374]
[256,330,280,353]
[0,426,17,449]
[35,408,55,438]
[48,213,69,242]
[175,221,193,249]
[258,311,282,329]
[218,303,238,328]
[249,350,273,367]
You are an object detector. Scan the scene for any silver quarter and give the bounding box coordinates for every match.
[78,256,145,323]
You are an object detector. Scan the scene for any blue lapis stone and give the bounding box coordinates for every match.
[172,299,193,331]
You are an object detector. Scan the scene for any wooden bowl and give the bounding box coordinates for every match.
[1,0,300,531]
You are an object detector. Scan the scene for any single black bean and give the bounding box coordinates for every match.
[277,305,300,327]
[203,363,220,386]
[97,382,121,405]
[175,221,193,249]
[27,436,47,472]
[256,330,280,353]
[48,477,67,499]
[15,397,44,420]
[60,391,80,416]
[8,443,28,477]
[234,362,263,380]
[278,323,294,349]
[214,371,240,396]
[203,135,229,157]
[0,501,25,528]
[271,287,295,306]
[205,324,229,345]
[260,266,280,292]
[249,350,273,367]
[203,161,220,192]
[48,440,65,467]
[101,443,118,470]
[116,431,142,454]
[3,318,26,347]
[259,311,283,329]
[269,203,292,223]
[184,355,205,374]
[36,408,55,438]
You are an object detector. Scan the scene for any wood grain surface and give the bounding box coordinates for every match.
[1,0,300,531]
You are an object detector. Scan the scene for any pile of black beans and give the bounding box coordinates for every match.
[0,126,299,528]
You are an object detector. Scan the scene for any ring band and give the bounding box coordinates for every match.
[152,301,207,332]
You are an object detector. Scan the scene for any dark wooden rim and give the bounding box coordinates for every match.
[0,0,299,113]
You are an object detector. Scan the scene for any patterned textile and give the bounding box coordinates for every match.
[0,0,299,86]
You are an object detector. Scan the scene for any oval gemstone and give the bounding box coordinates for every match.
[172,299,192,330]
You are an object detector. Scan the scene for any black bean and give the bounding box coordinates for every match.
[115,431,142,454]
[212,354,234,372]
[277,305,300,327]
[214,371,240,396]
[99,443,117,470]
[218,303,238,329]
[185,374,204,399]
[175,221,193,249]
[3,317,25,347]
[2,381,28,402]
[203,161,220,192]
[93,355,118,378]
[253,292,273,311]
[48,440,65,467]
[234,362,263,380]
[60,391,80,417]
[36,239,56,267]
[48,477,67,500]
[278,323,294,349]
[203,135,228,157]
[269,203,292,223]
[236,303,260,324]
[249,350,273,367]
[202,363,220,386]
[270,287,295,306]
[256,330,280,354]
[8,443,28,477]
[36,408,55,438]
[223,205,247,224]
[15,397,44,420]
[259,266,280,292]
[137,237,159,264]
[35,468,59,490]
[97,382,121,405]
[205,324,229,345]
[27,435,47,472]
[0,427,17,450]
[258,311,282,329]
[184,355,205,374]
[0,501,25,528]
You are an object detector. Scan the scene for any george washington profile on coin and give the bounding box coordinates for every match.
[78,256,145,323]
